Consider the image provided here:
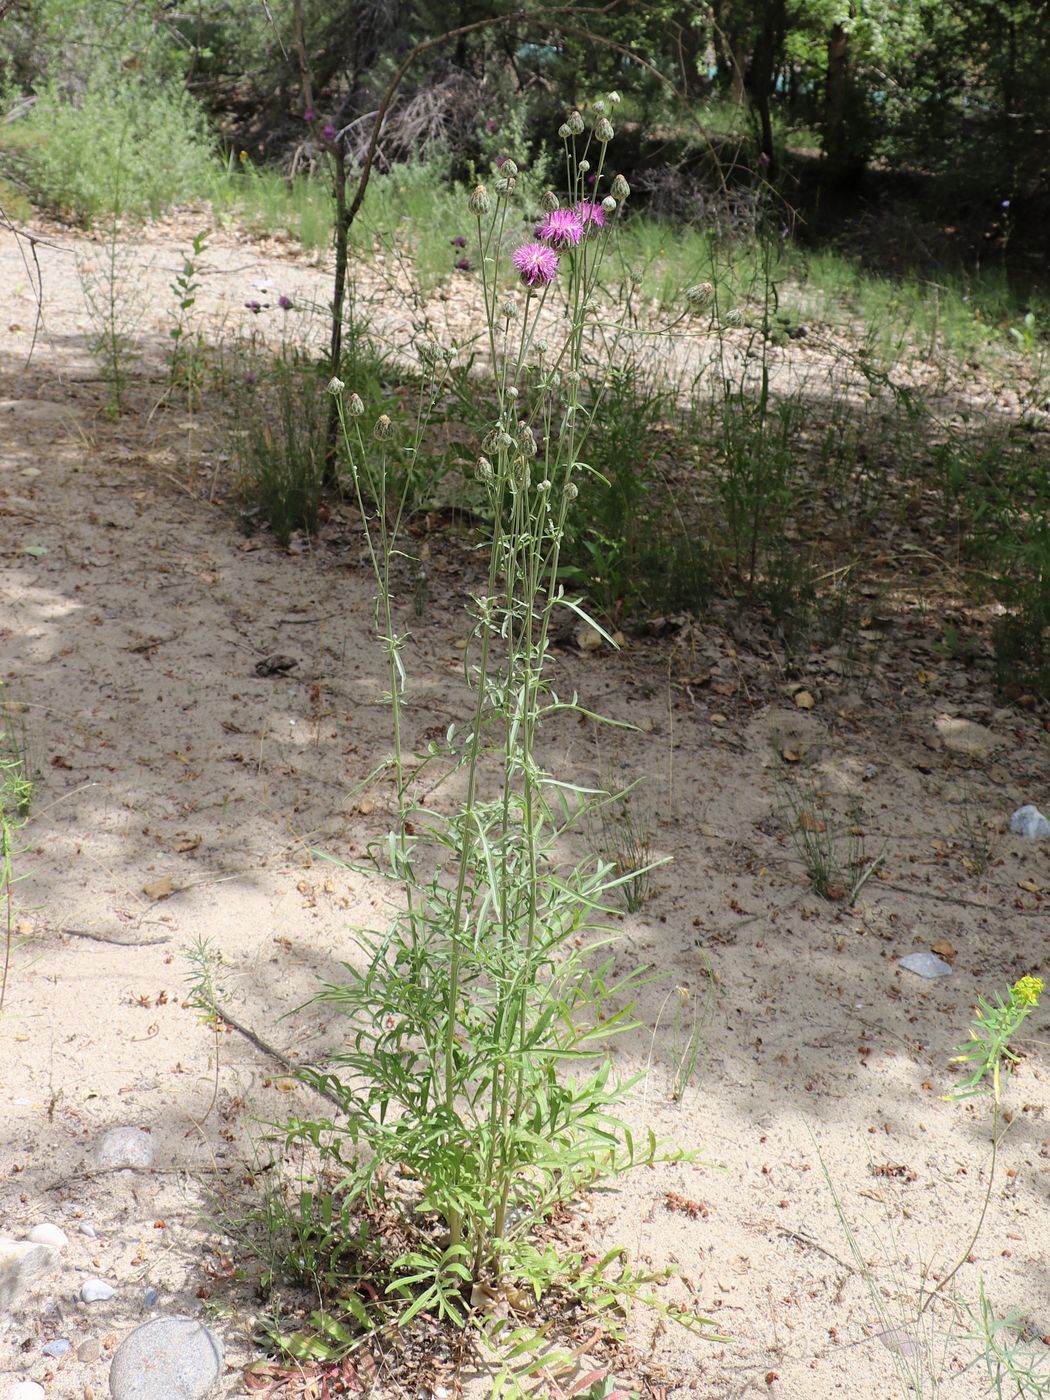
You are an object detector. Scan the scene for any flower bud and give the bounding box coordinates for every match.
[494,176,517,196]
[500,158,519,177]
[516,420,538,456]
[578,160,590,173]
[601,196,617,213]
[534,340,548,356]
[506,385,518,399]
[610,173,630,201]
[566,110,585,136]
[558,123,572,139]
[326,376,345,395]
[607,91,621,106]
[540,189,560,212]
[591,99,607,116]
[564,481,579,501]
[500,300,519,321]
[482,427,503,454]
[594,117,614,144]
[468,184,491,216]
[347,392,365,416]
[685,282,714,311]
[474,456,494,482]
[723,307,743,326]
[373,413,393,440]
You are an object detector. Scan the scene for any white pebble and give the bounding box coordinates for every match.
[79,1278,115,1303]
[28,1223,68,1249]
[78,1222,97,1238]
[6,1384,46,1400]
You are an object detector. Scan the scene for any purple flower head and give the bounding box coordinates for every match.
[451,235,468,248]
[512,242,559,288]
[245,299,262,313]
[538,207,583,250]
[574,200,606,231]
[586,172,597,187]
[303,109,316,123]
[758,151,771,168]
[278,294,293,310]
[322,123,337,143]
[454,258,473,271]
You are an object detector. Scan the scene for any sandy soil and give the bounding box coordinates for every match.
[1,215,1048,1400]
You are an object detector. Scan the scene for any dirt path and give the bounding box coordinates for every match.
[1,218,1048,1400]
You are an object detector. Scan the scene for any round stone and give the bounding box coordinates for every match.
[80,1278,115,1303]
[109,1316,224,1400]
[6,1383,46,1400]
[78,1335,101,1362]
[28,1223,68,1249]
[42,1337,71,1357]
[95,1127,156,1170]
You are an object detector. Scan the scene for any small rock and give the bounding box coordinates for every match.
[1009,804,1050,840]
[0,1239,58,1312]
[80,1279,115,1303]
[42,1337,71,1357]
[78,1336,101,1362]
[28,1224,68,1250]
[934,713,1000,758]
[95,1127,155,1171]
[79,1223,97,1239]
[109,1316,224,1400]
[899,951,953,979]
[6,1383,46,1400]
[143,1286,159,1308]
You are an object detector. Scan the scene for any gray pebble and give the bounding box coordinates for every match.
[1010,804,1050,839]
[95,1126,156,1170]
[42,1337,71,1357]
[78,1222,97,1238]
[110,1315,224,1400]
[28,1223,68,1250]
[143,1285,159,1307]
[80,1278,116,1303]
[77,1336,101,1362]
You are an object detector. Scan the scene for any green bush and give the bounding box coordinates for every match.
[10,76,214,221]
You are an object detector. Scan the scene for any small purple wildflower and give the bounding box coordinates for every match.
[586,172,597,187]
[574,200,606,231]
[322,123,337,142]
[278,294,293,310]
[451,235,468,248]
[245,299,262,313]
[538,207,583,249]
[512,242,559,288]
[303,109,316,123]
[454,258,474,271]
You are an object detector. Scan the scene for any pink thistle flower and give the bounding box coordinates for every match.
[303,109,316,123]
[574,200,606,231]
[322,123,337,142]
[538,207,583,249]
[512,242,559,287]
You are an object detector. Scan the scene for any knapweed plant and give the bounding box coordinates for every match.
[285,100,719,1381]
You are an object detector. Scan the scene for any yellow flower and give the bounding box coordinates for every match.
[239,150,249,164]
[1012,975,1043,1008]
